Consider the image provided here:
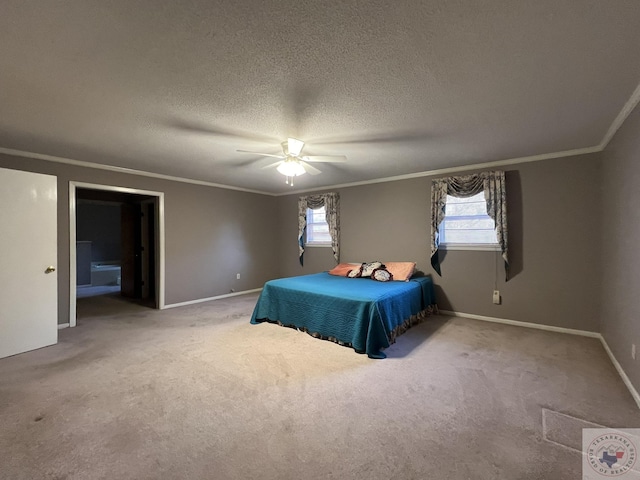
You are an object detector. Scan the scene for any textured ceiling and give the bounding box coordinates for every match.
[1,0,640,194]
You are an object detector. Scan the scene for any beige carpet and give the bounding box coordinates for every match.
[1,293,638,480]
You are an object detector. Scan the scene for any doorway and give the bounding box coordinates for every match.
[69,182,165,327]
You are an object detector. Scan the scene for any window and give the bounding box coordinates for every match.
[306,206,331,246]
[439,192,499,250]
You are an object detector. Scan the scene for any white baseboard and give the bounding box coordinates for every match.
[163,288,262,310]
[598,335,640,410]
[57,323,70,330]
[439,310,600,338]
[439,310,640,409]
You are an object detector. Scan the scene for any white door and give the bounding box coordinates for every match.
[0,167,58,358]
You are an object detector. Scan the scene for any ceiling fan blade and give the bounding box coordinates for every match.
[260,160,284,170]
[299,160,322,176]
[236,150,284,159]
[311,131,435,146]
[302,155,347,163]
[166,119,279,144]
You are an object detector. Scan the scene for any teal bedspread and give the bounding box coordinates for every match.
[250,273,436,359]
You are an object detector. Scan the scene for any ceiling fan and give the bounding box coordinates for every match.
[237,138,347,186]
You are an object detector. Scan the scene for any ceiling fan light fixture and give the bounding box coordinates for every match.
[287,137,305,157]
[237,137,345,185]
[277,159,306,177]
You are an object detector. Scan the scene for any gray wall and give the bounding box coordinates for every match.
[0,153,280,324]
[3,138,630,386]
[278,153,603,331]
[76,202,122,262]
[601,103,640,391]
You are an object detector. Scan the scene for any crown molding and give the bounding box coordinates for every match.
[278,145,602,196]
[3,78,640,198]
[0,147,275,196]
[0,143,602,199]
[599,80,640,149]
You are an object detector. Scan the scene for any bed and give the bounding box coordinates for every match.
[250,272,437,358]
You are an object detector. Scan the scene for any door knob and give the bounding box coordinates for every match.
[45,266,56,274]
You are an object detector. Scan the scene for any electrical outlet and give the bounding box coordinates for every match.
[632,344,636,360]
[492,290,501,305]
[236,273,241,280]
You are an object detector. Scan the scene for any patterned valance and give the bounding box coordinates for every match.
[298,192,340,265]
[430,171,509,280]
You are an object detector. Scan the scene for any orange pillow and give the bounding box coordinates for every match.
[384,262,417,282]
[328,263,360,277]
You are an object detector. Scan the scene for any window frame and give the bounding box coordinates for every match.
[305,205,332,247]
[439,192,500,252]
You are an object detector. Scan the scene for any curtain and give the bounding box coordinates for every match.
[430,171,509,280]
[298,192,340,265]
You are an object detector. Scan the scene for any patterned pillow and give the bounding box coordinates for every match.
[347,266,362,278]
[371,268,393,282]
[361,261,382,277]
[347,262,394,281]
